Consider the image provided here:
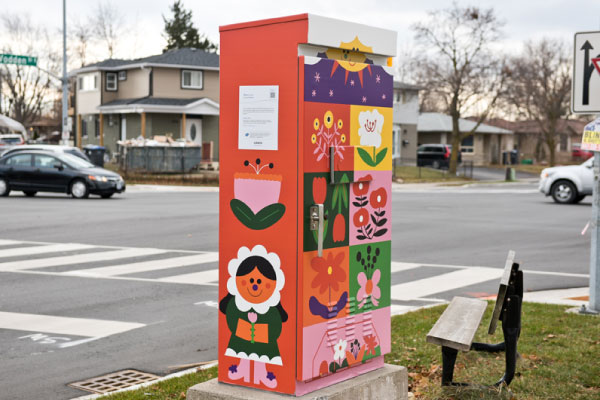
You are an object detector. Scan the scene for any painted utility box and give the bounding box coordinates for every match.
[218,14,396,396]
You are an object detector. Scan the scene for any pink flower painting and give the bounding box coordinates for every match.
[356,269,381,308]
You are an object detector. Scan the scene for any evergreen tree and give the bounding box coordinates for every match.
[162,0,217,52]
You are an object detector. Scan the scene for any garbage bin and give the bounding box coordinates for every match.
[83,145,106,167]
[502,151,510,165]
[510,149,519,165]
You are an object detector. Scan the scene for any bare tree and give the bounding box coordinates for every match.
[70,17,93,67]
[504,39,571,166]
[92,1,123,59]
[412,3,507,173]
[0,14,60,125]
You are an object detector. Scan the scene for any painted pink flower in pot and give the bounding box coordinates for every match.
[357,269,381,308]
[230,159,286,230]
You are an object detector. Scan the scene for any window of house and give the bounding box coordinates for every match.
[82,119,88,138]
[118,71,127,81]
[560,134,568,152]
[181,70,203,89]
[78,74,98,91]
[106,72,117,91]
[94,116,100,138]
[461,136,474,153]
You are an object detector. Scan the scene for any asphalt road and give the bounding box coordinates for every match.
[0,182,592,399]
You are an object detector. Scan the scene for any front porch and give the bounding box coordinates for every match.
[77,97,220,168]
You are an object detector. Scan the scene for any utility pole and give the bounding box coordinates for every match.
[590,150,600,312]
[61,0,69,145]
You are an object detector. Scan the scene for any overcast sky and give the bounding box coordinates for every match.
[5,0,600,63]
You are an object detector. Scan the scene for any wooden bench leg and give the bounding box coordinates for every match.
[495,294,521,387]
[441,346,458,386]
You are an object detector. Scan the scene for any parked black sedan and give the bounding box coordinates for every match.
[0,150,125,198]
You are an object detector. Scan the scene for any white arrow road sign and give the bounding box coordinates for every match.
[573,31,600,113]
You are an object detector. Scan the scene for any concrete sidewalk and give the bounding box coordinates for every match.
[522,287,590,307]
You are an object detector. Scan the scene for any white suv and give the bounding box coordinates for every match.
[539,158,594,204]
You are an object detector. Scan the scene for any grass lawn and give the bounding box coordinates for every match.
[99,303,599,400]
[386,302,599,399]
[394,166,471,183]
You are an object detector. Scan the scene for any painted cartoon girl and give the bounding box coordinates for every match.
[219,245,287,389]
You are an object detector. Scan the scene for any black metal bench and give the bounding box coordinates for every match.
[426,251,523,387]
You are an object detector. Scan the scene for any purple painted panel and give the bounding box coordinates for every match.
[305,58,393,108]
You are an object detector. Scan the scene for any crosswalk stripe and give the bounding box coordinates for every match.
[0,248,168,272]
[66,253,219,277]
[0,239,25,247]
[390,267,503,301]
[391,262,422,273]
[0,311,145,338]
[0,243,95,259]
[158,269,219,285]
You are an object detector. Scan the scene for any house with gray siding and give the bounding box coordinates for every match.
[392,81,421,165]
[71,48,220,162]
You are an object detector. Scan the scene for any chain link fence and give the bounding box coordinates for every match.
[116,145,202,173]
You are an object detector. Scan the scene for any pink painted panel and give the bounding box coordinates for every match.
[300,306,391,382]
[349,170,392,245]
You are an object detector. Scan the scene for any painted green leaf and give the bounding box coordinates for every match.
[357,147,376,167]
[230,199,255,227]
[341,183,348,208]
[332,185,339,209]
[375,148,388,166]
[254,203,286,229]
[230,199,285,230]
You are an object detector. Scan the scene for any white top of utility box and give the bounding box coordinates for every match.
[307,14,397,57]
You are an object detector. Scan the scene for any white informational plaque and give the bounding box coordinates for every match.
[238,85,279,151]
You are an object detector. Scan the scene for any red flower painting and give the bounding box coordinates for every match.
[370,187,387,208]
[353,208,369,228]
[352,175,371,196]
[311,251,346,294]
[312,177,327,204]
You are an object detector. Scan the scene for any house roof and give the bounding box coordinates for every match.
[97,96,220,116]
[485,118,590,135]
[393,81,423,91]
[72,48,219,75]
[418,112,513,135]
[101,97,203,107]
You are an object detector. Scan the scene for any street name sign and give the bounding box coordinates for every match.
[573,32,600,113]
[0,54,37,67]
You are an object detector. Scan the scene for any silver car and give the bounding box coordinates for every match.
[539,158,594,203]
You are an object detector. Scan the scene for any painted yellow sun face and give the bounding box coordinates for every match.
[325,37,373,72]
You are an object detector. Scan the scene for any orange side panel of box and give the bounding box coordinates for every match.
[218,17,308,395]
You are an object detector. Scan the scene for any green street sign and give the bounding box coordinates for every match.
[0,54,37,67]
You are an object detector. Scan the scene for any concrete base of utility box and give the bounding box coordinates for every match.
[187,364,408,400]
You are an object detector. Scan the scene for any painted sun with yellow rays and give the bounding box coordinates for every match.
[325,37,373,88]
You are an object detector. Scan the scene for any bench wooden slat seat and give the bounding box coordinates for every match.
[426,297,487,351]
[424,251,523,387]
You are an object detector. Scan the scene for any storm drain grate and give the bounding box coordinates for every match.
[69,369,160,394]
